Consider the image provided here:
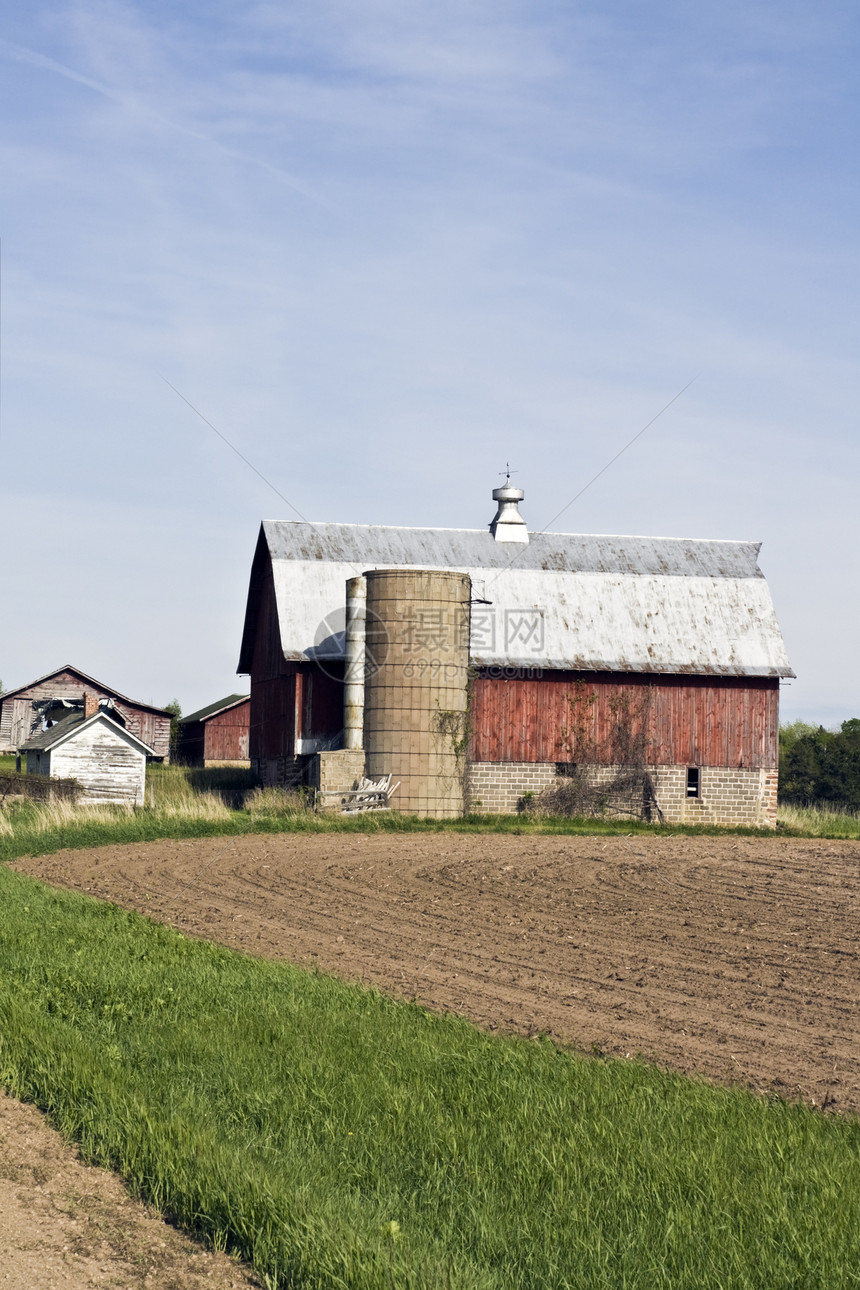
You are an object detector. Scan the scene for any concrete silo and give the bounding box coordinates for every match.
[364,568,471,817]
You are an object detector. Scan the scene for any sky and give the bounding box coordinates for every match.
[1,0,858,723]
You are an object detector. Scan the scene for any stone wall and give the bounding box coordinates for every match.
[654,764,778,828]
[468,761,778,827]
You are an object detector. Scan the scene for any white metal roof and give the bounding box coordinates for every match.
[239,521,794,678]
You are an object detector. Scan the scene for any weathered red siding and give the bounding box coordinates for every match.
[204,702,250,761]
[182,699,251,763]
[249,565,296,759]
[471,672,779,769]
[126,707,171,758]
[304,664,345,740]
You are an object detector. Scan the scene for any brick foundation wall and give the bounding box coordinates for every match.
[468,761,778,827]
[467,762,558,814]
[653,765,778,827]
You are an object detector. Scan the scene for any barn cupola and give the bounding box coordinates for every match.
[489,471,529,544]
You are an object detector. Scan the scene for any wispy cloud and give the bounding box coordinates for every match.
[0,35,326,203]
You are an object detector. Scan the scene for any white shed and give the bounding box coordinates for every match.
[19,707,154,805]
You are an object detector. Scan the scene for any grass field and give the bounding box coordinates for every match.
[1,860,858,1290]
[2,763,860,866]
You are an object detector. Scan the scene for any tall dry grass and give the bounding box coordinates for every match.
[0,763,324,858]
[777,801,860,838]
[0,797,129,836]
[145,771,234,820]
[1,770,237,832]
[0,764,253,852]
[243,785,310,817]
[147,763,259,810]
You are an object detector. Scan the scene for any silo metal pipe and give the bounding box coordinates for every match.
[343,576,366,752]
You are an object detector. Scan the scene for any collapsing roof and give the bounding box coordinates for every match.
[239,519,794,679]
[0,664,172,715]
[35,695,125,723]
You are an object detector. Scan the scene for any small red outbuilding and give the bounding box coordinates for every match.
[177,695,250,767]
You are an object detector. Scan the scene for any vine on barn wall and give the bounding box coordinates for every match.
[432,666,477,814]
[529,682,663,821]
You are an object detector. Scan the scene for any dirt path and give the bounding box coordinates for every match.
[0,1091,260,1289]
[15,831,860,1113]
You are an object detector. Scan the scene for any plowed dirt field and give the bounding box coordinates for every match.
[15,831,860,1113]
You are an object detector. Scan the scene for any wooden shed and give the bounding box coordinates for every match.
[177,695,250,767]
[0,665,172,759]
[19,701,154,805]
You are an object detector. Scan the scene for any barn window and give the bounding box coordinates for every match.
[686,767,700,798]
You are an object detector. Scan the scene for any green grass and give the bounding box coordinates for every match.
[147,761,261,806]
[1,863,858,1289]
[3,763,860,865]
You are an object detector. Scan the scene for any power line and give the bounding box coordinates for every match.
[539,376,698,534]
[162,377,369,583]
[486,375,698,588]
[161,377,309,522]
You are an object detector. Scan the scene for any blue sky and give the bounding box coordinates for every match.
[1,1,858,722]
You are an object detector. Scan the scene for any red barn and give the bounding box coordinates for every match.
[237,483,793,823]
[177,695,250,767]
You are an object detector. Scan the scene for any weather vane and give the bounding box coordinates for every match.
[499,462,518,485]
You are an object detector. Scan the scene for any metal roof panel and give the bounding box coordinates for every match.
[261,521,764,579]
[256,521,794,677]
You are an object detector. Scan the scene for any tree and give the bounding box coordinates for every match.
[778,720,819,757]
[164,700,182,761]
[779,719,860,808]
